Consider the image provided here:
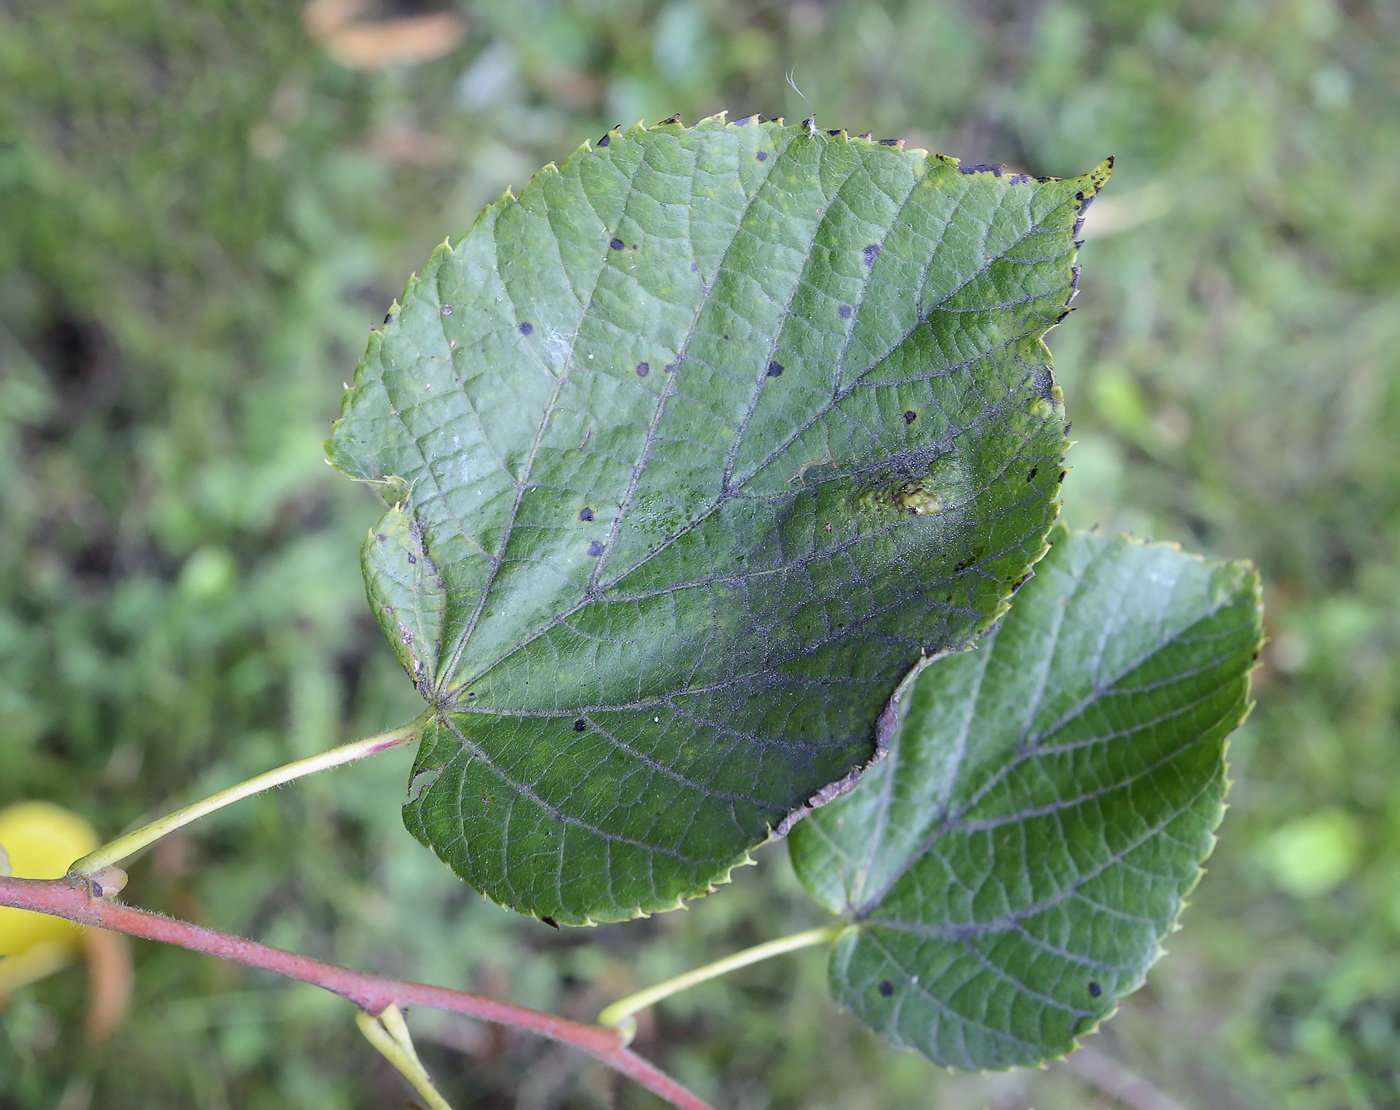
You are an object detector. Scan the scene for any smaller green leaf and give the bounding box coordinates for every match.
[789,529,1262,1070]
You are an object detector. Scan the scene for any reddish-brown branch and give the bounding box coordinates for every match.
[0,876,713,1110]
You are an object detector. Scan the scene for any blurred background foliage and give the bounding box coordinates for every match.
[1,0,1397,1106]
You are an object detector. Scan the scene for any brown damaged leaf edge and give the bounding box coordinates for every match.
[772,647,953,837]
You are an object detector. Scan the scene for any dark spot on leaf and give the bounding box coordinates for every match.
[407,552,417,564]
[375,533,386,542]
[579,507,594,522]
[1027,466,1039,482]
[1088,981,1103,998]
[767,361,784,378]
[573,719,587,732]
[1065,422,1073,435]
[1032,365,1055,400]
[384,312,394,325]
[665,362,677,373]
[636,362,649,377]
[518,322,534,336]
[542,916,560,929]
[597,134,611,147]
[1010,569,1034,594]
[878,980,894,997]
[690,262,699,272]
[609,237,625,251]
[903,410,916,425]
[878,138,899,146]
[959,163,1006,176]
[631,243,638,250]
[756,150,768,162]
[827,128,842,136]
[838,304,853,319]
[659,113,680,125]
[587,540,604,557]
[863,244,881,267]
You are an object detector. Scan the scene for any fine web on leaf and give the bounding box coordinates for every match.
[789,529,1262,1069]
[329,113,1106,924]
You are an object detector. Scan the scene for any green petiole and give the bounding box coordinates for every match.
[68,713,431,877]
[598,923,845,1044]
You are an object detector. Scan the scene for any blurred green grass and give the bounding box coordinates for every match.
[2,0,1398,1107]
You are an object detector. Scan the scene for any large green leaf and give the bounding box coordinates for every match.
[328,114,1106,924]
[789,529,1262,1068]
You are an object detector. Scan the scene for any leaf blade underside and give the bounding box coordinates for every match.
[789,529,1262,1068]
[330,115,1105,923]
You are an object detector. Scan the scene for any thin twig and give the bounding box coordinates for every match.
[0,875,713,1110]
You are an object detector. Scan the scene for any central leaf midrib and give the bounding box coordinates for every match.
[433,358,1053,702]
[432,122,797,696]
[433,141,653,693]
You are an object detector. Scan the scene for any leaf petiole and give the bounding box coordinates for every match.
[598,923,844,1044]
[356,1003,457,1110]
[68,712,432,877]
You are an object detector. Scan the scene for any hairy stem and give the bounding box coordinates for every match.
[598,923,844,1043]
[68,714,432,877]
[0,876,714,1110]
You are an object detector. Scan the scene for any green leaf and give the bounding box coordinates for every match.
[329,114,1105,924]
[789,529,1262,1068]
